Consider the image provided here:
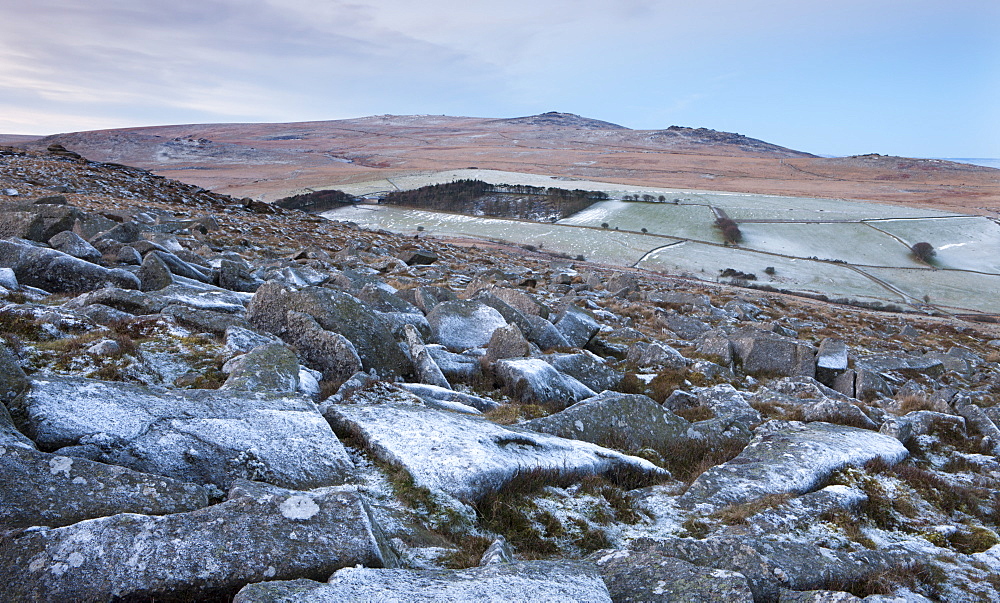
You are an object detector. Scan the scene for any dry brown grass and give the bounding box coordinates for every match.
[484,403,550,425]
[710,493,793,525]
[673,404,715,422]
[895,392,947,414]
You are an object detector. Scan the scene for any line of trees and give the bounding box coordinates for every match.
[273,189,355,212]
[381,179,608,220]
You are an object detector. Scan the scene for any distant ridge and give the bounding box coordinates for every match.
[491,112,628,130]
[12,112,996,211]
[650,126,809,157]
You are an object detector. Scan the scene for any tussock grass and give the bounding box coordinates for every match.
[710,493,794,525]
[484,403,550,425]
[823,561,947,598]
[659,437,748,487]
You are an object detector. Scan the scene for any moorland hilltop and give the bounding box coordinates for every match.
[7,112,999,218]
[0,132,998,601]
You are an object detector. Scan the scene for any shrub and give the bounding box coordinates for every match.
[911,242,935,262]
[714,217,742,244]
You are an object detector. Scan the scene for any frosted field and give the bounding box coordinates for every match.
[868,217,1000,273]
[737,222,916,267]
[861,267,1000,314]
[322,204,662,266]
[636,242,907,305]
[558,201,719,241]
[321,171,1000,315]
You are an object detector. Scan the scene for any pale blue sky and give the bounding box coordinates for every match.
[1,0,997,158]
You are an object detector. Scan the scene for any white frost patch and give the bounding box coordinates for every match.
[48,456,73,477]
[297,367,322,398]
[279,495,320,520]
[66,552,85,567]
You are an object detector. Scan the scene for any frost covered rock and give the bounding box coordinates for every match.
[403,324,450,388]
[234,561,611,602]
[493,357,596,408]
[284,311,363,385]
[0,485,395,601]
[695,384,762,426]
[427,300,508,351]
[47,231,101,262]
[327,402,667,504]
[679,421,908,511]
[149,249,213,283]
[521,391,687,453]
[730,329,816,378]
[426,344,481,382]
[736,485,868,536]
[542,351,623,393]
[588,549,754,602]
[815,338,849,385]
[630,536,911,602]
[554,305,600,348]
[16,376,354,489]
[482,323,530,365]
[656,311,712,340]
[954,400,1000,457]
[0,342,29,406]
[397,383,500,412]
[137,250,173,291]
[221,342,300,393]
[525,313,570,350]
[626,341,688,371]
[855,354,945,380]
[489,286,550,318]
[0,445,208,529]
[879,410,965,444]
[156,280,251,313]
[224,325,281,356]
[753,380,877,430]
[0,267,17,290]
[629,536,779,601]
[778,590,862,602]
[0,239,139,292]
[474,290,534,334]
[161,304,249,335]
[248,284,411,379]
[219,257,262,292]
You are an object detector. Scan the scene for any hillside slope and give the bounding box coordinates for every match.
[19,113,997,214]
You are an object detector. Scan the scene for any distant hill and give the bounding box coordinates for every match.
[490,111,629,130]
[0,134,42,145]
[13,113,998,213]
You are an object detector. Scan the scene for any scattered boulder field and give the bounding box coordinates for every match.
[1,144,1000,601]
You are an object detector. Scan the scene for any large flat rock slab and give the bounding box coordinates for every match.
[0,445,208,530]
[588,549,754,602]
[521,391,689,452]
[16,376,353,489]
[327,402,667,504]
[0,485,394,602]
[234,561,611,602]
[679,421,907,511]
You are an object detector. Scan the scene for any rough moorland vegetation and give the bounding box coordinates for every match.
[0,145,999,601]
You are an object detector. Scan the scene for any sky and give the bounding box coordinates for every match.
[1,0,998,158]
